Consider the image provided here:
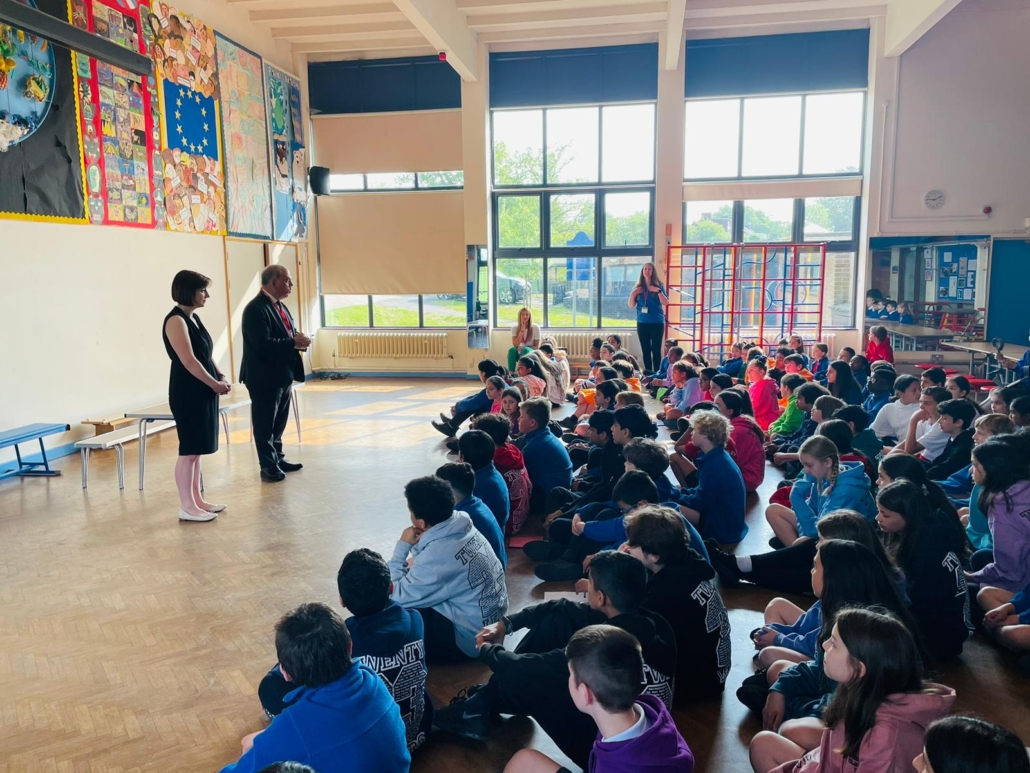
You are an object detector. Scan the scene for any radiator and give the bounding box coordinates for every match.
[336,332,449,360]
[551,332,632,358]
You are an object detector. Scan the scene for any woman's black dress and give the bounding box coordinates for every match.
[163,307,219,456]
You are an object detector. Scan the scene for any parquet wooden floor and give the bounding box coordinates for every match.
[1,379,1027,773]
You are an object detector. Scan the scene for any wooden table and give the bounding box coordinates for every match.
[866,320,958,351]
[126,386,255,491]
[943,340,1030,382]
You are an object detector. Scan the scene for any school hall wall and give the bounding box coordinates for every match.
[869,0,1030,237]
[0,0,301,466]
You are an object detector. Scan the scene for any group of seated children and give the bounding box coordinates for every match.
[865,288,916,324]
[222,328,1030,773]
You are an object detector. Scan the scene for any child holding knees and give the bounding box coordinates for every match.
[502,625,694,773]
[765,436,874,548]
[470,413,532,536]
[981,584,1030,675]
[809,343,830,385]
[892,386,951,460]
[432,359,505,437]
[749,607,955,773]
[748,356,782,432]
[768,374,807,440]
[916,716,1030,773]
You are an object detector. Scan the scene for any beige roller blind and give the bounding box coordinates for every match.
[317,191,466,295]
[312,110,463,174]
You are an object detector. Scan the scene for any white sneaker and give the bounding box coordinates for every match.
[179,508,217,522]
[203,504,227,513]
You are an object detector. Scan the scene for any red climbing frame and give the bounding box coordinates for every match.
[664,243,828,363]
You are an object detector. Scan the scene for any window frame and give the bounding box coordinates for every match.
[679,196,861,329]
[327,171,465,194]
[321,293,471,329]
[683,90,867,183]
[491,101,658,191]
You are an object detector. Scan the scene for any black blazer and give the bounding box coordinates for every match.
[239,292,305,390]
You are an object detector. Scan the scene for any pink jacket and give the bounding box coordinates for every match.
[772,685,955,773]
[730,415,766,493]
[749,378,781,432]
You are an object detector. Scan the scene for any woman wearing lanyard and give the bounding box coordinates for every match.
[628,262,669,374]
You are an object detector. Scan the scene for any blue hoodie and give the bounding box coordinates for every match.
[473,462,510,533]
[456,495,507,567]
[677,446,747,544]
[455,387,492,415]
[522,426,574,498]
[347,602,432,752]
[789,460,875,539]
[219,662,409,773]
[862,390,890,421]
[768,601,822,658]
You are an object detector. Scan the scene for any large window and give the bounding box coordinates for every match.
[323,294,467,328]
[684,91,865,181]
[681,196,860,327]
[328,171,464,192]
[491,103,656,328]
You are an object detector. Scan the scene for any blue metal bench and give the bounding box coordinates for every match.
[0,423,70,480]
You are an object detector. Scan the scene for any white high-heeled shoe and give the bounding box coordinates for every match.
[179,508,217,522]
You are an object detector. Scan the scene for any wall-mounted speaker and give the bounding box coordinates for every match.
[309,166,330,196]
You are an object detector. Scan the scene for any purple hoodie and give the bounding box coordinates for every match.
[588,694,694,773]
[967,480,1030,592]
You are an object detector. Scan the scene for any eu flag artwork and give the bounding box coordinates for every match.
[149,2,224,234]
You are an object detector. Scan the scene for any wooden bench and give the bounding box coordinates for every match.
[75,422,174,490]
[0,423,70,481]
[82,414,137,436]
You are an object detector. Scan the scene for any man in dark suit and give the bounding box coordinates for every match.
[241,265,311,482]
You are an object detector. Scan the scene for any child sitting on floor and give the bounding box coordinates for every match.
[457,430,510,532]
[257,550,433,755]
[221,603,410,773]
[622,437,676,502]
[767,374,807,440]
[436,462,507,568]
[432,359,505,438]
[657,362,704,426]
[765,435,874,548]
[982,584,1030,676]
[471,413,532,535]
[784,354,815,383]
[719,342,746,380]
[770,393,843,472]
[748,607,954,773]
[810,343,830,385]
[520,398,574,513]
[503,624,695,773]
[748,357,781,432]
[389,476,508,664]
[675,410,748,545]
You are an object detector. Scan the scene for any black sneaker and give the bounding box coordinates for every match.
[523,540,565,562]
[670,431,683,442]
[677,417,690,431]
[534,559,584,582]
[736,669,770,714]
[431,419,457,438]
[768,536,785,550]
[433,696,491,741]
[558,415,579,430]
[705,539,742,587]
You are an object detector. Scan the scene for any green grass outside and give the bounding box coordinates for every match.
[326,298,633,329]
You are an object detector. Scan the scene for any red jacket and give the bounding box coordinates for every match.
[493,443,531,534]
[865,338,894,364]
[730,415,766,493]
[749,377,781,432]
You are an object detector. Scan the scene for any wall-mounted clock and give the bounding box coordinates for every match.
[924,189,946,210]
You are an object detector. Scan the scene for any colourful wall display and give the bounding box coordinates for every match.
[150,2,225,234]
[215,33,271,240]
[72,0,161,227]
[265,62,306,241]
[0,0,87,222]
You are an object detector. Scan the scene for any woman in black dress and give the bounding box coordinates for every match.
[163,270,232,522]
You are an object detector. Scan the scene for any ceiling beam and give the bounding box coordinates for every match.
[478,20,663,43]
[251,4,404,25]
[270,20,418,40]
[467,3,665,31]
[687,5,885,30]
[883,0,962,57]
[686,0,885,15]
[664,0,685,70]
[392,0,479,80]
[292,36,432,52]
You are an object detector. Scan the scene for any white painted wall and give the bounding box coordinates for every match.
[873,0,1030,236]
[0,0,302,465]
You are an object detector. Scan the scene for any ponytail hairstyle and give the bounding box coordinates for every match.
[816,511,901,588]
[749,356,769,374]
[878,454,962,535]
[973,435,1030,515]
[517,354,547,381]
[823,607,928,758]
[924,716,1030,773]
[789,333,805,356]
[816,540,921,655]
[798,435,841,486]
[716,389,764,442]
[486,375,507,394]
[710,374,735,395]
